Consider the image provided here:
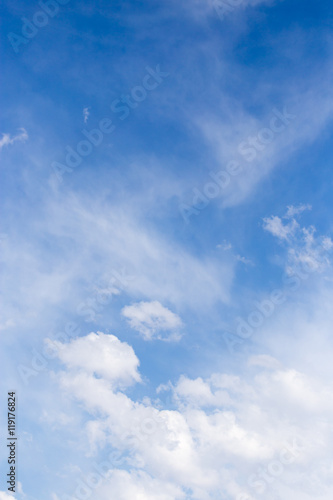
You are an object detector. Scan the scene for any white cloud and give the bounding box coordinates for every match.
[322,236,333,251]
[188,55,333,211]
[0,493,15,500]
[263,208,333,277]
[0,128,28,150]
[83,107,90,123]
[95,470,186,500]
[122,301,183,341]
[217,240,232,250]
[51,326,333,500]
[284,204,312,219]
[1,193,234,335]
[217,242,253,265]
[17,482,25,496]
[50,332,141,388]
[263,215,298,240]
[236,254,254,266]
[187,0,279,23]
[248,354,282,370]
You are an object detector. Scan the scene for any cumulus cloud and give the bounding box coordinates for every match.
[50,332,141,388]
[0,128,28,150]
[0,493,16,500]
[51,330,333,500]
[121,301,183,341]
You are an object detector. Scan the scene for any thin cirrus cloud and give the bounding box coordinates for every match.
[0,191,234,338]
[121,300,183,341]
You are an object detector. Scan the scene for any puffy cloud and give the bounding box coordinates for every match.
[0,493,16,500]
[122,301,183,341]
[0,128,28,150]
[51,332,141,388]
[52,330,333,500]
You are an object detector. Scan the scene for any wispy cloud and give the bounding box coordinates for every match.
[0,128,28,150]
[83,107,90,124]
[284,204,312,219]
[263,206,332,273]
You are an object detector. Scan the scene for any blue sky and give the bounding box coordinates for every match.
[1,0,333,499]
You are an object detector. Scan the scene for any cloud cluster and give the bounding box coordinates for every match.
[52,330,333,500]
